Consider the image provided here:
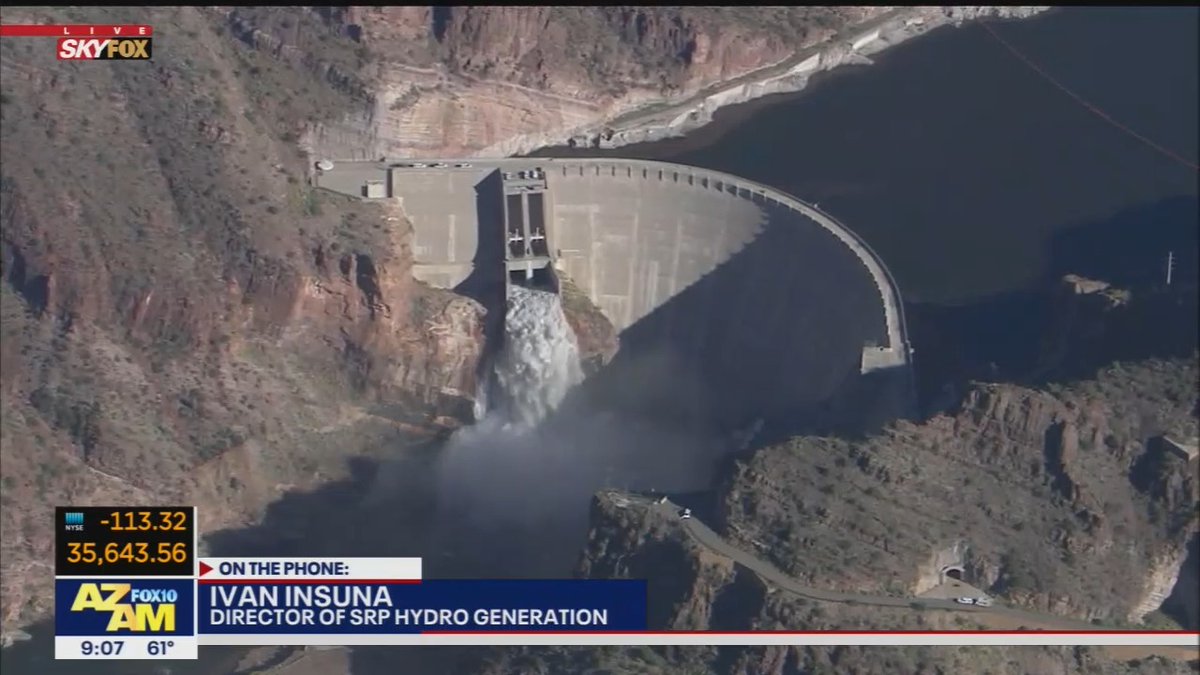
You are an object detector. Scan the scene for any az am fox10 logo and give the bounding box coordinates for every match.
[61,578,189,629]
[57,37,152,60]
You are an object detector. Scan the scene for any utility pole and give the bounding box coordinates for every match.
[1166,250,1175,287]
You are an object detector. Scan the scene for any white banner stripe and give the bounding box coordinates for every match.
[200,633,1200,647]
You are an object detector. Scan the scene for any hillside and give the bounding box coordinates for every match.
[476,356,1199,675]
[0,2,928,638]
[710,358,1197,623]
[3,12,1182,675]
[0,6,487,631]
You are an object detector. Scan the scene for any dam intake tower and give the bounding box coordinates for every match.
[314,157,915,433]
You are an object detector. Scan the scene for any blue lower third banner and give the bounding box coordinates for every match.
[56,578,196,637]
[198,579,647,633]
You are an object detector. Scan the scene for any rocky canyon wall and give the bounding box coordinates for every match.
[260,6,1054,160]
[713,357,1198,624]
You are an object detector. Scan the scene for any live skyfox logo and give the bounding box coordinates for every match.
[58,37,152,60]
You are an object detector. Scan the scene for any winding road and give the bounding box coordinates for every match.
[633,494,1199,658]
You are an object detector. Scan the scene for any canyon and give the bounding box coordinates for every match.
[280,6,1052,159]
[0,7,1194,675]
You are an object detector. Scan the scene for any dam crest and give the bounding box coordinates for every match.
[315,156,914,432]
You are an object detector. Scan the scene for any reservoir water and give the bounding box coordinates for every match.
[4,6,1197,674]
[535,6,1199,306]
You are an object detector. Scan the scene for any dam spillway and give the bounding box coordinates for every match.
[315,157,914,431]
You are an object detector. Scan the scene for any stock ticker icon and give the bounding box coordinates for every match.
[64,511,85,531]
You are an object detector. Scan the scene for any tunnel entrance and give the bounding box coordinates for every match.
[940,565,965,583]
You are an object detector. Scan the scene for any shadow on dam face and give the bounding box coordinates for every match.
[454,170,506,306]
[574,206,899,436]
[526,159,911,438]
[363,157,912,437]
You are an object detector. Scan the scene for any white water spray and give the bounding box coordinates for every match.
[422,283,723,575]
[476,284,584,430]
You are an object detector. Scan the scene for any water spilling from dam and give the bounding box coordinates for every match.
[474,285,584,430]
[430,285,588,539]
[424,283,724,575]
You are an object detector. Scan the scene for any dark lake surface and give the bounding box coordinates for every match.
[5,6,1197,674]
[536,6,1199,306]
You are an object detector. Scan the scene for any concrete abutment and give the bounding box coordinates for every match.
[314,157,915,432]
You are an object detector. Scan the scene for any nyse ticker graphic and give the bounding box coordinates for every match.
[50,506,1200,659]
[55,506,199,660]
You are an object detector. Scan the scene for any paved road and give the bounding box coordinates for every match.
[634,494,1199,653]
[601,8,916,131]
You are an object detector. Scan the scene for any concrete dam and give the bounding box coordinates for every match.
[315,157,914,433]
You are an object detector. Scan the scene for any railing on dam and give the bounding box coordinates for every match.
[315,155,913,373]
[543,157,912,369]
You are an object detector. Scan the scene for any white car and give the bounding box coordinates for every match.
[679,508,692,520]
[974,597,993,608]
[954,597,975,605]
[455,162,472,168]
[411,162,428,168]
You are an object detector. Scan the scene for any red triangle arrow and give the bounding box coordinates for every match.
[199,561,213,577]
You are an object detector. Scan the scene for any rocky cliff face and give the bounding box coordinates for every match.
[0,177,486,630]
[482,489,1197,675]
[0,6,486,632]
[557,275,619,377]
[551,356,1197,621]
[296,6,888,158]
[711,358,1197,623]
[263,6,1050,159]
[0,2,1055,642]
[479,358,1198,674]
[0,7,647,634]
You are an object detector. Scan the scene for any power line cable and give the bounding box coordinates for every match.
[980,20,1200,173]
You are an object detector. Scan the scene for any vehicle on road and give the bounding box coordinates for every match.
[411,162,428,168]
[974,597,993,607]
[432,162,448,168]
[955,597,975,605]
[680,508,692,520]
[455,162,472,168]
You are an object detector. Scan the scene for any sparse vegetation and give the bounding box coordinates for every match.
[711,355,1198,625]
[0,5,448,631]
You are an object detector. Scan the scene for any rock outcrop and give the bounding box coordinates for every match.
[711,358,1197,623]
[1034,274,1198,383]
[556,356,1199,632]
[272,6,1051,159]
[0,6,488,632]
[0,1,1058,643]
[557,275,619,377]
[475,357,1199,674]
[483,481,1198,674]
